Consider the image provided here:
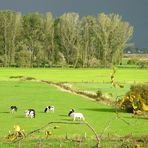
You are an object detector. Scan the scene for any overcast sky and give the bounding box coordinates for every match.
[0,0,148,48]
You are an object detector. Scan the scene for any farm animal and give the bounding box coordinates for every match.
[10,106,17,113]
[44,106,55,113]
[68,109,85,121]
[25,109,35,118]
[68,109,75,116]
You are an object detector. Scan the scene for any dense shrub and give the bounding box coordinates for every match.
[127,84,148,104]
[120,84,148,113]
[88,58,101,68]
[96,90,102,97]
[127,58,139,65]
[15,50,32,67]
[137,61,148,68]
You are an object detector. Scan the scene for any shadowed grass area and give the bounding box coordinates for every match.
[83,108,116,112]
[1,135,148,148]
[1,137,97,148]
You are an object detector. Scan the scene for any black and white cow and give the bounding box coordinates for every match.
[44,106,55,113]
[25,109,35,118]
[10,106,17,113]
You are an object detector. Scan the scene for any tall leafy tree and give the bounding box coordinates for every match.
[58,13,80,65]
[22,12,44,66]
[96,13,133,66]
[80,16,98,67]
[43,12,55,65]
[0,11,22,66]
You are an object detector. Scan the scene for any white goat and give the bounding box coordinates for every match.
[68,109,85,121]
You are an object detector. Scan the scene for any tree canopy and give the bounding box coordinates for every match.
[0,10,133,68]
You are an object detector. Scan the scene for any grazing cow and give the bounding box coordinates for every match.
[44,106,55,113]
[25,109,35,118]
[68,109,85,121]
[68,109,75,116]
[10,106,17,113]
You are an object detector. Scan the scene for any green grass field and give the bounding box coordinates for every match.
[0,68,148,83]
[0,68,148,147]
[71,82,131,99]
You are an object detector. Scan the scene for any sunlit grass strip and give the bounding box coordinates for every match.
[0,68,148,83]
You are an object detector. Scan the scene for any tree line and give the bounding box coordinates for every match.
[0,10,133,68]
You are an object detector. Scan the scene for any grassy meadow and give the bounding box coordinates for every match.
[0,68,148,147]
[0,67,148,83]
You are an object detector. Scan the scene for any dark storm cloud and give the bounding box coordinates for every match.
[0,0,148,48]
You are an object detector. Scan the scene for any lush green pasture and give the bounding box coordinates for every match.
[1,67,147,100]
[0,68,148,147]
[0,68,148,83]
[0,81,147,138]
